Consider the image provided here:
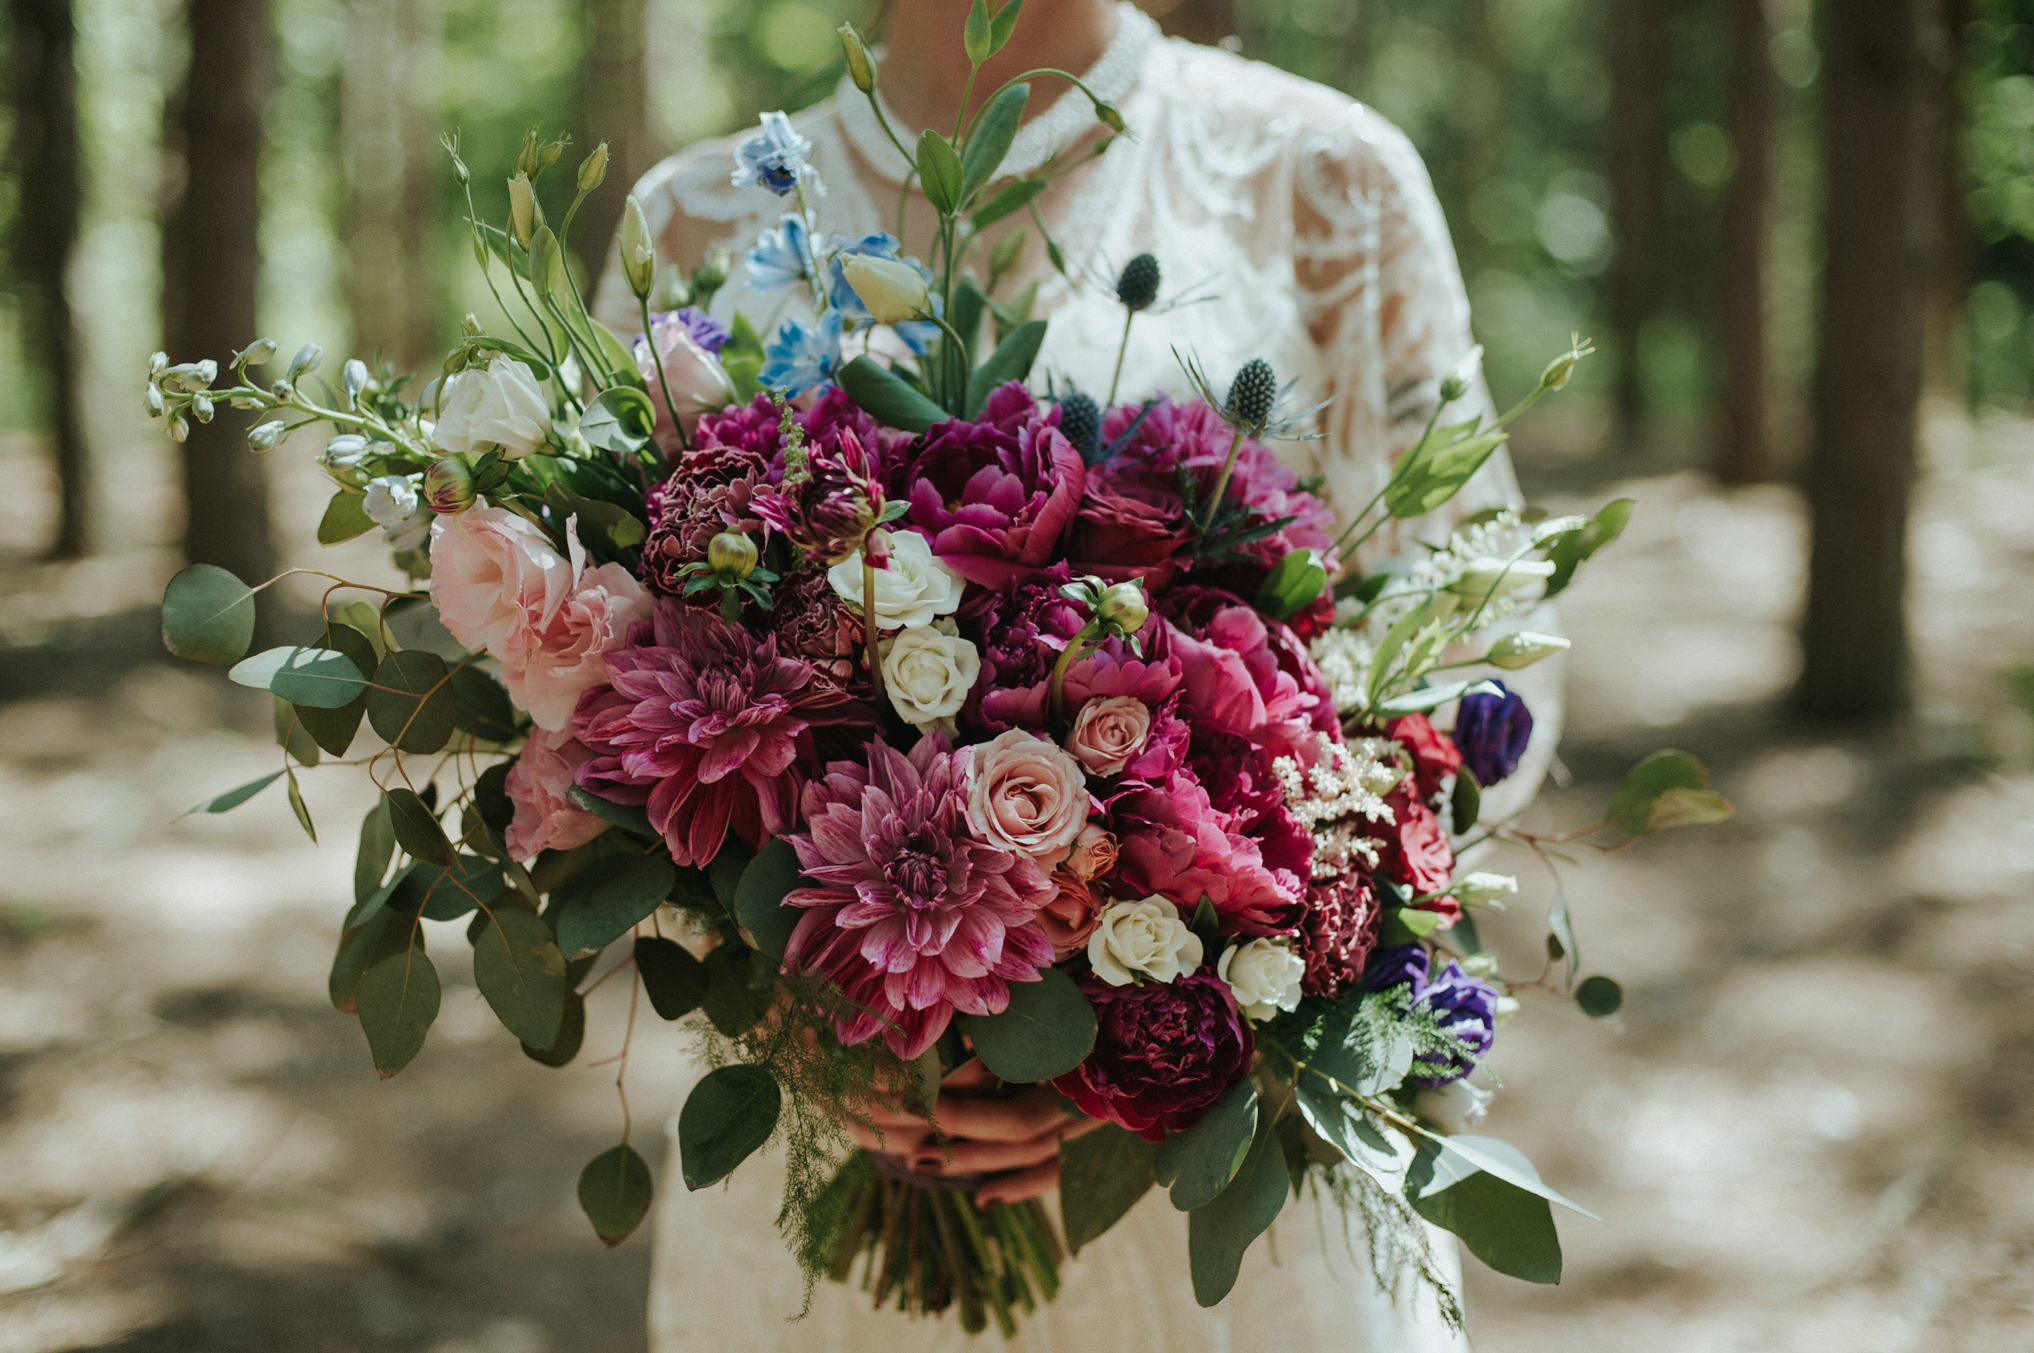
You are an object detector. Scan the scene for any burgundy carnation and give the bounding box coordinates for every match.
[765,568,862,689]
[1296,873,1382,1000]
[1387,712,1462,802]
[1377,787,1458,906]
[639,445,766,594]
[1050,971,1253,1141]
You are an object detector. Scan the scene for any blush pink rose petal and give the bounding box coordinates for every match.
[1066,695,1152,777]
[964,728,1091,868]
[503,726,610,859]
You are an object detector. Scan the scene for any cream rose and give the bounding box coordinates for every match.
[1087,896,1203,986]
[881,623,981,729]
[1065,695,1151,777]
[964,728,1089,866]
[1216,937,1306,1022]
[433,354,552,459]
[827,530,965,630]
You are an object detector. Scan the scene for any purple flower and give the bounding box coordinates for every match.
[1364,945,1498,1087]
[1049,971,1253,1141]
[782,735,1057,1061]
[752,425,886,565]
[665,306,731,355]
[1453,682,1533,786]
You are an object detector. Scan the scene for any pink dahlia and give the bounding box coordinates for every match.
[570,602,870,867]
[782,735,1057,1060]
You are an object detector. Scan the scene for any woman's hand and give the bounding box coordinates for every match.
[845,1057,1107,1207]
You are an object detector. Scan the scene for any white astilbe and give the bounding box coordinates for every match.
[1310,627,1375,711]
[1275,733,1404,879]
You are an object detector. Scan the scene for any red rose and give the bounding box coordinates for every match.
[1377,787,1457,902]
[1386,712,1462,802]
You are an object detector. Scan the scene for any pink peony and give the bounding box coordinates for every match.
[783,735,1057,1060]
[964,728,1091,868]
[503,727,610,860]
[430,507,652,731]
[571,602,870,866]
[1159,588,1339,760]
[1107,769,1305,936]
[1065,695,1151,777]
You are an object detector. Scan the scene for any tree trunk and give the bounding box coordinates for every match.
[1796,0,1935,721]
[163,0,275,586]
[1606,0,1666,453]
[5,0,90,558]
[1923,0,1972,406]
[1713,0,1776,485]
[342,0,442,369]
[575,0,652,282]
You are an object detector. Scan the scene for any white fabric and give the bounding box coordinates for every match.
[598,8,1563,1347]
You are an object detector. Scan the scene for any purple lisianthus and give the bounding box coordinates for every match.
[891,383,1087,589]
[1050,971,1253,1141]
[1365,945,1498,1087]
[1453,681,1533,786]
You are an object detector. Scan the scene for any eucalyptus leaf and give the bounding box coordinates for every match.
[580,385,658,455]
[1154,1079,1258,1212]
[702,944,773,1036]
[296,623,376,755]
[1406,1136,1564,1284]
[366,650,457,754]
[316,488,376,545]
[732,837,804,959]
[523,993,585,1066]
[1544,497,1635,599]
[230,646,367,709]
[1607,750,1731,837]
[329,907,412,1013]
[1410,1130,1597,1218]
[1186,1109,1288,1307]
[285,768,316,842]
[968,967,1096,1082]
[543,482,647,554]
[473,909,568,1049]
[183,771,283,817]
[550,853,678,958]
[635,936,709,1021]
[161,563,255,666]
[578,1142,655,1247]
[356,945,440,1077]
[565,785,657,840]
[678,1065,782,1190]
[384,788,452,865]
[1450,766,1482,836]
[354,799,396,905]
[1059,1123,1157,1253]
[450,665,517,742]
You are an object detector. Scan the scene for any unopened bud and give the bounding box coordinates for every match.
[148,351,168,378]
[508,172,537,249]
[422,456,476,514]
[1453,872,1518,906]
[287,343,323,380]
[461,313,484,337]
[190,394,215,423]
[620,195,656,300]
[537,139,564,171]
[578,142,609,193]
[1484,630,1571,670]
[1095,581,1149,637]
[144,385,165,417]
[838,22,878,93]
[167,413,190,443]
[708,531,759,579]
[341,359,370,403]
[1093,100,1126,134]
[695,248,732,293]
[236,338,278,367]
[247,420,283,451]
[514,130,540,179]
[1438,345,1484,404]
[324,434,369,467]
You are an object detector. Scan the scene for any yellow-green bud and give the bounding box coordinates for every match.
[423,456,477,514]
[620,195,656,300]
[1539,352,1577,392]
[508,172,538,249]
[1484,630,1571,670]
[1093,100,1127,134]
[1095,581,1149,637]
[708,531,760,579]
[838,22,878,93]
[461,312,484,337]
[514,130,540,178]
[578,142,609,193]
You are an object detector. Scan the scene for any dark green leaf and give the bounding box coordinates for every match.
[1407,1137,1563,1284]
[366,650,457,753]
[1187,1108,1287,1306]
[523,993,585,1066]
[968,967,1096,1082]
[474,762,515,839]
[473,909,568,1048]
[733,837,804,959]
[963,319,1047,418]
[578,1142,655,1246]
[230,646,367,709]
[708,839,754,907]
[1254,549,1330,621]
[1575,975,1623,1017]
[356,945,440,1077]
[837,355,949,433]
[1450,766,1482,836]
[551,853,678,958]
[355,799,396,905]
[566,785,657,840]
[679,1065,782,1189]
[285,767,316,842]
[317,488,376,545]
[1059,1123,1157,1253]
[544,481,647,553]
[385,788,452,865]
[161,563,255,666]
[1154,1079,1257,1211]
[959,84,1029,207]
[971,177,1046,230]
[184,771,283,817]
[915,129,963,213]
[450,666,517,741]
[296,623,377,756]
[635,936,709,1020]
[329,908,413,1013]
[702,944,773,1036]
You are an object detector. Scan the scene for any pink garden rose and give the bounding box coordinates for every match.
[503,727,609,860]
[429,507,652,731]
[1066,695,1152,777]
[1065,823,1120,882]
[1035,874,1107,958]
[964,728,1091,868]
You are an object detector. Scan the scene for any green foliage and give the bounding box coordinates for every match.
[636,936,709,1020]
[549,853,678,957]
[732,837,804,959]
[962,319,1047,418]
[959,83,1029,205]
[1407,1136,1564,1284]
[679,1064,784,1190]
[1255,548,1330,621]
[161,564,255,666]
[183,770,284,817]
[578,1143,655,1247]
[1607,749,1734,836]
[1185,1107,1287,1307]
[366,651,457,753]
[1154,1078,1258,1212]
[836,355,948,431]
[915,129,963,212]
[967,967,1097,1081]
[472,909,569,1048]
[1058,1123,1158,1252]
[356,943,440,1077]
[384,788,451,865]
[230,646,367,708]
[296,623,377,755]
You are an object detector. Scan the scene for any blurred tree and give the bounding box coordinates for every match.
[1713,0,1775,484]
[1152,0,1239,46]
[1924,0,1974,403]
[576,0,651,274]
[1799,0,1937,720]
[343,0,442,369]
[4,0,90,557]
[1606,0,1667,452]
[163,0,275,584]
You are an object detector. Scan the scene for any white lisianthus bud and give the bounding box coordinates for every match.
[1413,1079,1493,1135]
[1452,872,1518,907]
[433,354,553,459]
[827,531,966,629]
[1485,630,1571,670]
[838,22,878,93]
[508,172,537,249]
[1088,897,1203,986]
[839,253,930,325]
[1442,556,1557,618]
[880,623,981,729]
[1216,938,1306,1022]
[578,142,609,193]
[1438,344,1484,404]
[620,195,656,300]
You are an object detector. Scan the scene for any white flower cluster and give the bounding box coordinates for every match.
[1309,626,1376,711]
[1273,732,1403,879]
[829,534,977,730]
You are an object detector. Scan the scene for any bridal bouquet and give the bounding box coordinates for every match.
[149,2,1729,1337]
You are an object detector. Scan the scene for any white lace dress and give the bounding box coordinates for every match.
[597,8,1557,1348]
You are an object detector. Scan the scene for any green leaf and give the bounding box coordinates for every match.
[1059,1123,1157,1252]
[959,83,1029,207]
[1543,497,1634,599]
[366,650,457,754]
[355,799,396,905]
[585,321,647,392]
[578,1142,655,1247]
[1606,750,1732,836]
[580,385,658,455]
[329,908,412,1013]
[1154,1079,1258,1212]
[162,563,255,666]
[732,837,804,959]
[720,313,765,401]
[285,767,316,842]
[384,788,452,865]
[543,481,648,554]
[1293,1083,1394,1165]
[915,129,963,213]
[523,993,585,1066]
[962,0,992,62]
[968,967,1096,1082]
[1575,975,1623,1017]
[837,355,950,432]
[1186,1108,1288,1307]
[230,646,368,709]
[550,853,678,958]
[473,909,568,1049]
[635,936,709,1021]
[971,177,1046,230]
[1385,430,1509,519]
[678,1064,782,1190]
[1255,549,1330,622]
[702,944,773,1036]
[565,785,657,840]
[356,945,440,1077]
[474,762,515,839]
[390,854,505,921]
[987,0,1025,55]
[1407,1136,1563,1284]
[708,839,754,907]
[1450,766,1482,836]
[1365,599,1433,707]
[183,770,284,816]
[963,319,1047,418]
[316,489,376,545]
[450,666,517,742]
[1412,1130,1597,1219]
[296,623,377,755]
[1374,678,1502,718]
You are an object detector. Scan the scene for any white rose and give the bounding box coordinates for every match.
[433,354,553,459]
[1087,897,1202,987]
[1452,872,1518,907]
[363,474,430,552]
[1413,1079,1493,1135]
[1440,556,1556,618]
[881,623,980,729]
[1216,938,1306,1022]
[827,531,965,629]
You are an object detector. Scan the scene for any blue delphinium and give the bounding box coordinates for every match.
[1365,945,1498,1087]
[746,214,814,294]
[1453,681,1533,786]
[759,311,843,398]
[732,111,813,197]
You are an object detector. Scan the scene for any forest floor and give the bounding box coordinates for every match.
[0,413,2031,1353]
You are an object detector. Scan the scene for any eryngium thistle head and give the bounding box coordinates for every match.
[1059,391,1102,463]
[1226,358,1277,431]
[1116,253,1160,312]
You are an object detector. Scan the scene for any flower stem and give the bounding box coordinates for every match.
[1046,626,1096,728]
[1107,311,1133,408]
[862,552,886,708]
[1200,428,1248,531]
[640,296,691,453]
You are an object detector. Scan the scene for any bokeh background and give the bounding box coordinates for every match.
[2,0,2033,1349]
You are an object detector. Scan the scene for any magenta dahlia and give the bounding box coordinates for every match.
[570,602,870,867]
[782,735,1057,1061]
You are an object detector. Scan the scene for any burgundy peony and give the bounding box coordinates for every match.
[1296,872,1382,999]
[766,567,862,688]
[571,602,870,866]
[892,383,1087,588]
[1050,971,1253,1141]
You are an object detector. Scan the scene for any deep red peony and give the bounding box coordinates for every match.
[1050,970,1253,1140]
